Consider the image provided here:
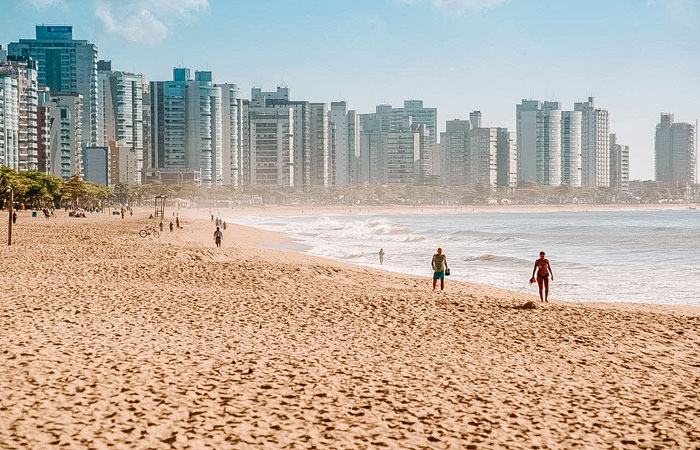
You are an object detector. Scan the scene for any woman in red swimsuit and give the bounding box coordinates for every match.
[531,251,554,302]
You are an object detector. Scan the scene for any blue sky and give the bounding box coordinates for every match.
[4,0,700,179]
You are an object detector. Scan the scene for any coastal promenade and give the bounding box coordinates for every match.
[0,210,698,448]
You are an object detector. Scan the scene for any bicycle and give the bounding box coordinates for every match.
[139,226,160,238]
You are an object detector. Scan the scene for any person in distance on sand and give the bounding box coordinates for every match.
[379,248,384,265]
[531,251,554,302]
[214,226,223,248]
[432,248,448,291]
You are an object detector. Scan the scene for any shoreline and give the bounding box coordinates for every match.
[222,202,695,217]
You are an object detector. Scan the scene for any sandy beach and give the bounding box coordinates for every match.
[1,209,698,449]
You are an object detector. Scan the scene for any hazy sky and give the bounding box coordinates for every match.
[4,0,699,179]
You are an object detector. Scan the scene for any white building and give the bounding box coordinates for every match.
[385,119,422,184]
[309,102,329,187]
[440,119,471,186]
[97,60,144,184]
[217,83,243,186]
[561,110,582,187]
[575,97,610,187]
[391,100,438,147]
[186,71,223,187]
[654,113,696,184]
[468,126,498,188]
[517,100,562,186]
[0,56,39,171]
[249,108,294,186]
[609,133,629,193]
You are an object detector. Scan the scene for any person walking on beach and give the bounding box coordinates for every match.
[159,221,164,232]
[169,222,174,232]
[176,216,180,229]
[12,211,17,224]
[214,226,223,248]
[222,221,227,231]
[432,248,448,291]
[531,251,554,302]
[120,207,125,219]
[379,248,385,265]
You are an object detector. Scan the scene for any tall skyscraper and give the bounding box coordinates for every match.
[49,92,82,179]
[575,97,610,187]
[309,102,329,187]
[217,84,243,186]
[561,110,582,187]
[654,113,696,184]
[186,71,223,186]
[385,118,424,184]
[36,87,51,174]
[390,100,438,146]
[609,133,629,193]
[248,106,294,186]
[517,100,562,186]
[496,128,517,188]
[0,56,39,171]
[468,126,498,188]
[251,87,314,187]
[151,68,223,186]
[440,119,470,186]
[97,60,144,185]
[9,26,98,149]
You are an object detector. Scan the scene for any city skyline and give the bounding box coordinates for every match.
[2,0,699,180]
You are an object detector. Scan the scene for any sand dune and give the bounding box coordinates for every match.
[0,210,698,449]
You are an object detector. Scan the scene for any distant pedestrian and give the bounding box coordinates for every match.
[159,221,164,232]
[214,226,223,248]
[120,207,125,219]
[169,222,174,232]
[211,214,214,223]
[176,217,180,229]
[432,248,448,291]
[531,251,554,302]
[12,211,17,224]
[379,248,385,265]
[222,221,227,231]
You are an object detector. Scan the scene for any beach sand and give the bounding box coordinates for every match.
[1,210,698,449]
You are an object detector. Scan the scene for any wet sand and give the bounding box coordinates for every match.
[0,210,698,449]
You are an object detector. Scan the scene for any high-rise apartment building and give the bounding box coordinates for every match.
[561,110,582,187]
[248,107,294,186]
[390,100,438,147]
[468,126,498,188]
[49,92,82,179]
[609,133,629,193]
[517,100,562,186]
[186,71,223,186]
[9,26,98,148]
[440,119,471,186]
[97,60,144,184]
[151,68,224,186]
[36,87,51,173]
[328,101,359,187]
[385,118,425,184]
[575,97,610,187]
[217,83,243,186]
[654,113,696,184]
[0,56,39,171]
[496,128,517,188]
[309,103,329,187]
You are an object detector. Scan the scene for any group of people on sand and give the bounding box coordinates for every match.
[380,247,555,302]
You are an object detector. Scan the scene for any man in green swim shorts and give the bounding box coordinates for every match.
[432,248,448,291]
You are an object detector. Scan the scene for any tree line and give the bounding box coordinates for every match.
[0,167,112,209]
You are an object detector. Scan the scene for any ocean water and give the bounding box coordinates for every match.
[227,210,700,306]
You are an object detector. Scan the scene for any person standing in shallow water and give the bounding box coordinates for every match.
[432,248,448,291]
[532,251,554,302]
[379,249,384,265]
